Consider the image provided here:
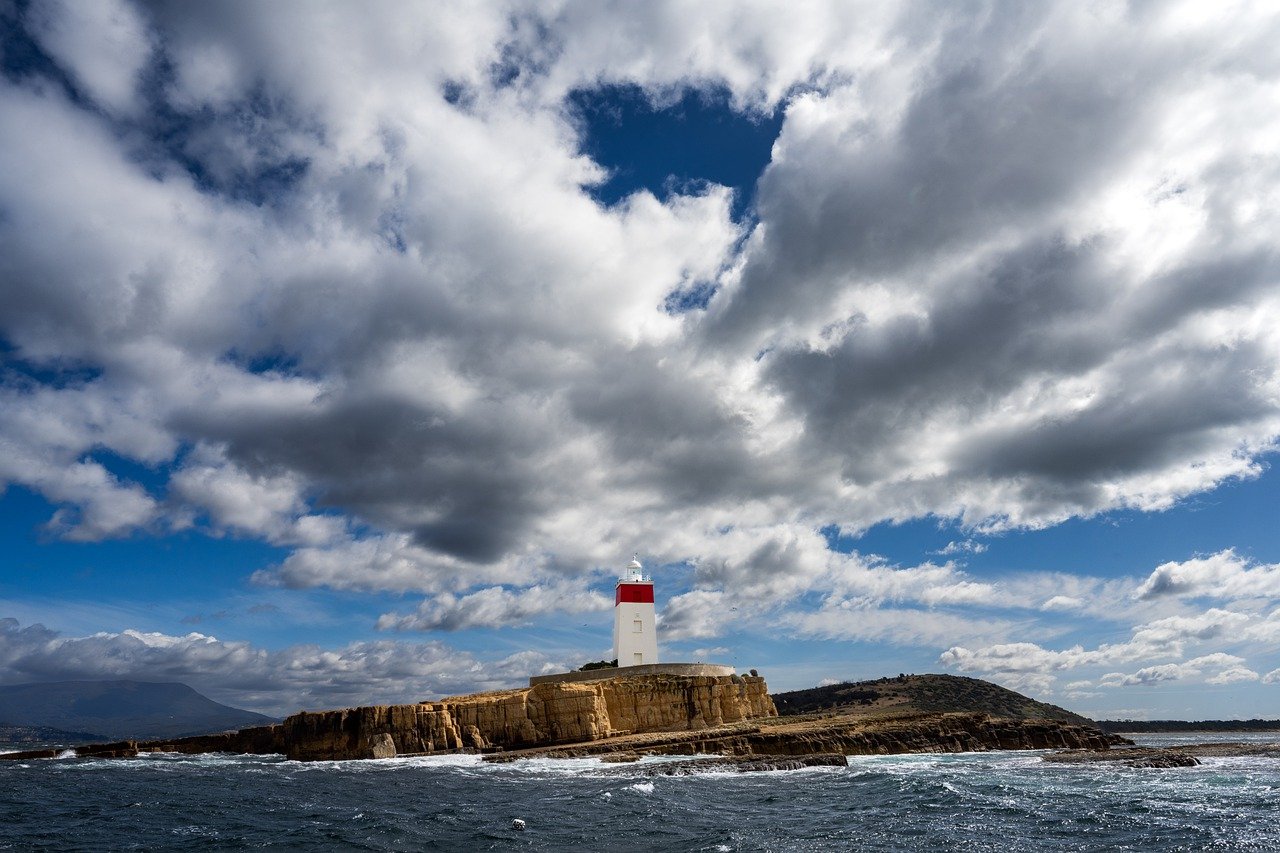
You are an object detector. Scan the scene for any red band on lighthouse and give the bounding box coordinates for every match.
[615,583,654,605]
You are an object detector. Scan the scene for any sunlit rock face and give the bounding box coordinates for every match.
[282,674,776,761]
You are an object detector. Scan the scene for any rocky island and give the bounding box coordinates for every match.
[0,672,1129,766]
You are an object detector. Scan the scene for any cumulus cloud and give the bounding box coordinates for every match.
[0,617,554,716]
[0,0,1278,638]
[1136,550,1280,601]
[1099,653,1256,687]
[1206,666,1261,686]
[943,606,1277,696]
[943,609,1257,675]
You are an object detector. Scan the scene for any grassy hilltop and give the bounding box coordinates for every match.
[772,673,1094,727]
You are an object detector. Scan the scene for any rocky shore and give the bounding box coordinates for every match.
[483,709,1126,764]
[0,672,1133,767]
[1044,741,1280,768]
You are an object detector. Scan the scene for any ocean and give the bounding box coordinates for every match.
[1,734,1277,851]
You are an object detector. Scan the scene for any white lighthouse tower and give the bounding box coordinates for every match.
[613,556,658,666]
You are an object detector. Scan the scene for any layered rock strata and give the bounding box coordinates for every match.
[283,673,775,761]
[0,674,774,762]
[1,677,1137,767]
[738,712,1123,756]
[485,711,1125,762]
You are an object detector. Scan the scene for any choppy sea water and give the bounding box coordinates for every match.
[1,734,1277,851]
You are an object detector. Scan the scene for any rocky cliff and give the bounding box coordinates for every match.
[490,710,1124,762]
[0,673,1130,766]
[0,674,774,763]
[282,673,775,761]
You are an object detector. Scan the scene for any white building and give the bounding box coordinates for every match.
[613,556,658,666]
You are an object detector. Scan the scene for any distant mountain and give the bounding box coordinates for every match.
[772,673,1095,727]
[0,680,276,741]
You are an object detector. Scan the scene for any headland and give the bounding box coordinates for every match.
[0,672,1130,765]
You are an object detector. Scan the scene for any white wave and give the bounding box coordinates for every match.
[627,781,655,794]
[486,756,619,777]
[284,752,485,771]
[847,751,1040,771]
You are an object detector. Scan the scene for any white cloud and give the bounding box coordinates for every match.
[1099,653,1254,687]
[659,590,736,641]
[985,672,1057,698]
[790,605,1014,649]
[1206,665,1260,685]
[26,0,153,114]
[169,445,345,546]
[376,582,611,632]
[942,608,1259,683]
[933,539,989,557]
[1136,550,1280,601]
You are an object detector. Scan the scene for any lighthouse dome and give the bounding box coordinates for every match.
[627,557,643,571]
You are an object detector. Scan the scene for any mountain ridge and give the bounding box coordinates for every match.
[0,679,276,741]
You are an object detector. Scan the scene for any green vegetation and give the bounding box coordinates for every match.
[772,673,1094,727]
[578,659,618,671]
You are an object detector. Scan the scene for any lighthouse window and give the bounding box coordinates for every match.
[633,619,643,633]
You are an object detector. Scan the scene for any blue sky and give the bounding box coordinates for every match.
[3,1,1280,720]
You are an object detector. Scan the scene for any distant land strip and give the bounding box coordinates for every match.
[1095,719,1280,733]
[0,724,105,744]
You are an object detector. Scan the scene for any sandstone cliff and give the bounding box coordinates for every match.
[282,673,775,761]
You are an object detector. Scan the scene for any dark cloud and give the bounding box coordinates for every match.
[177,392,553,562]
[956,343,1275,483]
[704,4,1160,346]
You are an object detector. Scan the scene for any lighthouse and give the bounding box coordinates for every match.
[613,556,658,666]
